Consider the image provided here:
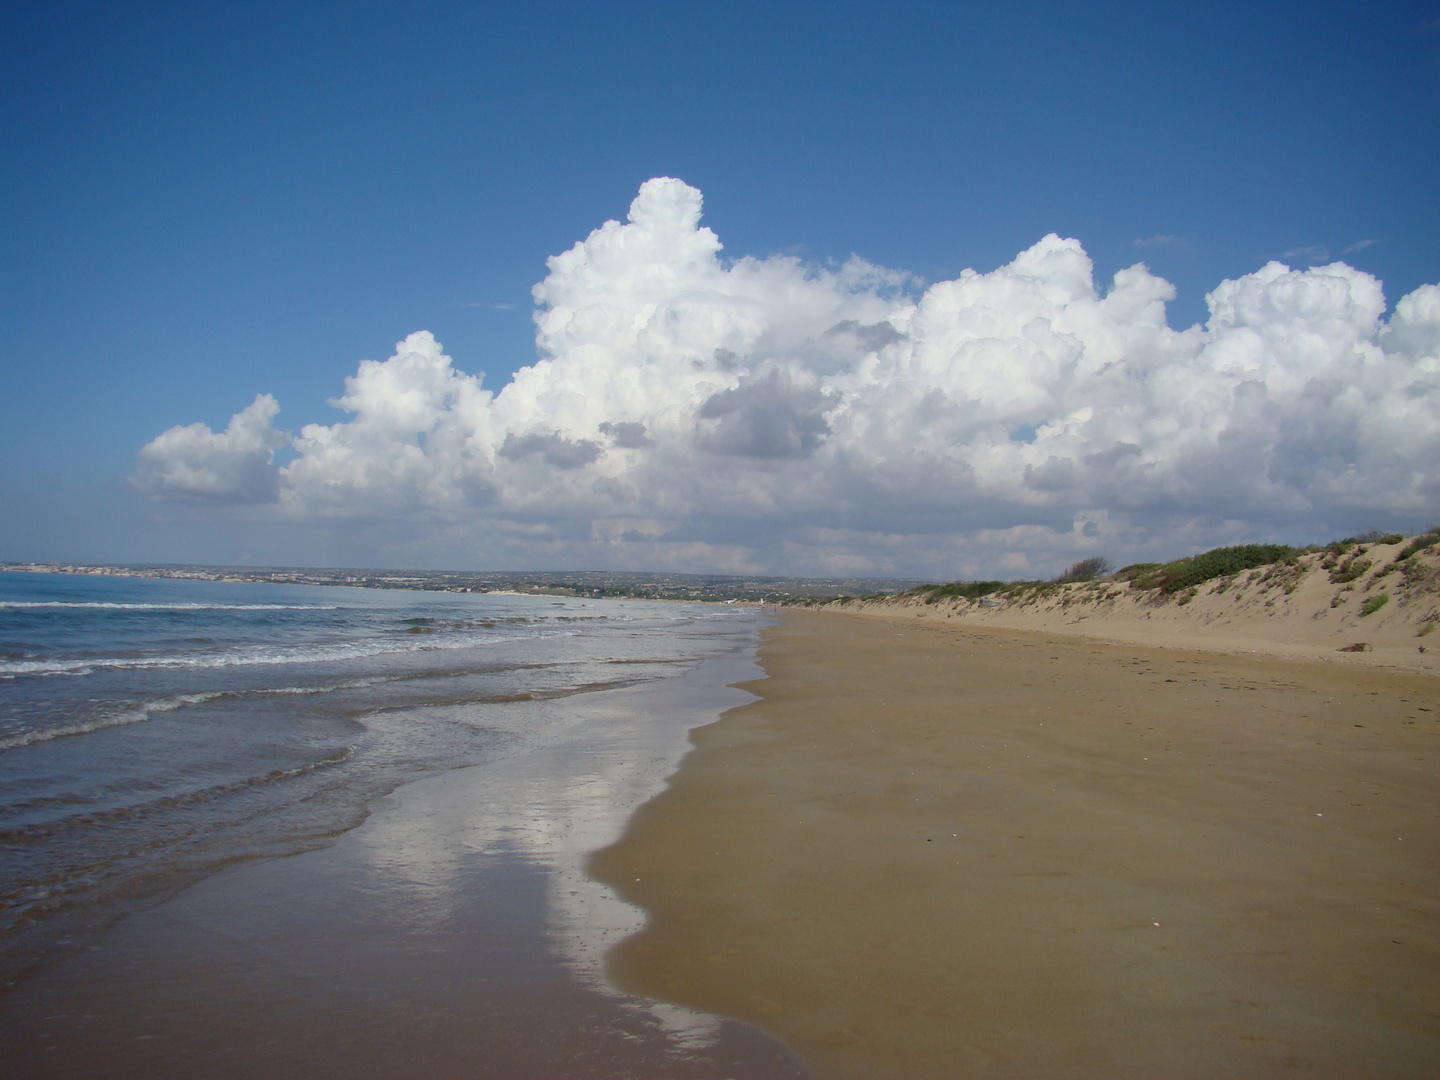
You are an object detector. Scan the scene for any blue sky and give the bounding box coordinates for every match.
[3,1,1438,575]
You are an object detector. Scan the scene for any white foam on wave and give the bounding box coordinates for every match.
[0,624,572,679]
[0,690,235,751]
[0,602,339,611]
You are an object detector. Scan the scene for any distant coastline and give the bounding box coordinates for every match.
[0,560,920,605]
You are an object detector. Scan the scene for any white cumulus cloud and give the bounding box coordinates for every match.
[133,393,288,504]
[134,178,1440,576]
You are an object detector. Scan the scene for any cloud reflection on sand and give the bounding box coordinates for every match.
[341,643,766,1048]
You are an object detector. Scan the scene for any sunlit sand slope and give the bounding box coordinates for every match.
[832,536,1440,671]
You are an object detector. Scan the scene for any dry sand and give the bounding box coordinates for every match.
[590,610,1440,1079]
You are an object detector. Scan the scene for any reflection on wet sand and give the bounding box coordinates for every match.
[0,650,812,1080]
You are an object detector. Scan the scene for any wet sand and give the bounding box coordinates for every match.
[0,651,811,1080]
[591,610,1440,1079]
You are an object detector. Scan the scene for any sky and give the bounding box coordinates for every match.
[2,0,1438,578]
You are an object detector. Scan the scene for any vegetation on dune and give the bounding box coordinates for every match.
[1394,528,1440,563]
[916,580,1007,604]
[910,544,1302,607]
[1119,544,1297,594]
[874,529,1440,614]
[1343,528,1405,545]
[1324,548,1373,584]
[1401,557,1435,587]
[1054,556,1113,583]
[1114,562,1160,579]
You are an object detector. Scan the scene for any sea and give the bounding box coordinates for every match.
[0,569,764,982]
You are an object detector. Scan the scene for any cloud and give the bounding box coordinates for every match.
[133,178,1440,576]
[598,421,653,448]
[1342,238,1376,255]
[1280,244,1330,266]
[499,430,602,468]
[696,367,837,459]
[1130,233,1189,250]
[133,394,288,503]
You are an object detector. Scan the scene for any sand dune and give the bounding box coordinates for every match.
[827,536,1440,671]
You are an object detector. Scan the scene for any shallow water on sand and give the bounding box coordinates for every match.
[0,571,754,977]
[1,577,811,1077]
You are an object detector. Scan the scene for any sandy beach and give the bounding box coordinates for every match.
[592,609,1440,1078]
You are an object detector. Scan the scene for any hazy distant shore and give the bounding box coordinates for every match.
[0,560,919,605]
[592,609,1440,1078]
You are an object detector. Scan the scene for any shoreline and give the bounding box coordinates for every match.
[0,632,810,1079]
[591,609,1440,1078]
[0,580,764,993]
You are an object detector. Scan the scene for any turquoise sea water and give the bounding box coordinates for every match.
[0,570,759,976]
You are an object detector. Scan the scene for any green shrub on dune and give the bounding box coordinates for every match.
[1054,556,1113,583]
[1394,529,1440,563]
[1114,562,1161,581]
[1122,544,1296,594]
[901,529,1435,612]
[920,581,1008,604]
[1344,528,1405,545]
[1327,554,1372,584]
